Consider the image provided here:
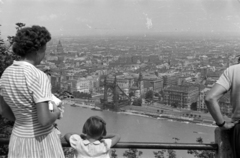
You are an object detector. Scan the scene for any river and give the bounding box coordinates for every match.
[57,105,216,158]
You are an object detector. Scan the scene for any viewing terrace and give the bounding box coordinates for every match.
[0,128,233,158]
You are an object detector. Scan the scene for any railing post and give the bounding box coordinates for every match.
[215,127,233,158]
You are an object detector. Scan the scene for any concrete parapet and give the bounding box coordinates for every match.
[215,127,233,158]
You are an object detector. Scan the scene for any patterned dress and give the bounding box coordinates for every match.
[0,61,64,158]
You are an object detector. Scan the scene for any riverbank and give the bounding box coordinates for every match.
[123,102,230,123]
[64,99,224,127]
[58,104,216,158]
[119,106,217,127]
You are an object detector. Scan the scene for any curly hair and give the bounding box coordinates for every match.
[12,25,51,57]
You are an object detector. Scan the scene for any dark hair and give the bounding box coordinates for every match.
[82,116,107,138]
[12,25,51,57]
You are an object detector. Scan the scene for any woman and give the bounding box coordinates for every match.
[0,25,65,158]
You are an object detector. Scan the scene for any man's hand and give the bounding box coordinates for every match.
[220,121,237,130]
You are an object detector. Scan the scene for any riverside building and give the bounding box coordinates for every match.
[163,85,199,110]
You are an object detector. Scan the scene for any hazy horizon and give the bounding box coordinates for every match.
[1,0,240,39]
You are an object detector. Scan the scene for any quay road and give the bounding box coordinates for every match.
[120,102,231,125]
[64,97,231,125]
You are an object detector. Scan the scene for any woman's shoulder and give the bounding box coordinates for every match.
[24,66,48,80]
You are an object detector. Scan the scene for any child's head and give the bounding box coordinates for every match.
[82,116,107,139]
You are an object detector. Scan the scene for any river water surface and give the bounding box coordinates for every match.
[57,105,216,158]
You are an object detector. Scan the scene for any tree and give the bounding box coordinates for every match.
[110,149,118,158]
[0,23,24,156]
[167,149,176,158]
[0,23,24,77]
[153,149,176,158]
[63,147,74,158]
[132,98,142,106]
[129,91,135,98]
[171,102,178,108]
[153,137,178,158]
[154,92,160,97]
[0,115,14,156]
[73,91,80,98]
[187,137,215,158]
[123,149,143,158]
[153,150,165,158]
[145,90,153,101]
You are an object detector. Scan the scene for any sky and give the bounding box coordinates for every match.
[1,0,240,38]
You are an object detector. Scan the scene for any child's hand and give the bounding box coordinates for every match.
[57,102,64,109]
[58,106,64,119]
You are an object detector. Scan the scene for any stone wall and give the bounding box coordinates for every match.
[215,127,233,158]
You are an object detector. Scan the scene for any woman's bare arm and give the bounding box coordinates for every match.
[36,101,60,126]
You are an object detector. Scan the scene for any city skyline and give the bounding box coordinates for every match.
[1,0,240,38]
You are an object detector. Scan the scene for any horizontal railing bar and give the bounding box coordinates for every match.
[111,142,217,150]
[0,138,217,151]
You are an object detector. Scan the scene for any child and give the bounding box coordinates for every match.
[64,116,121,158]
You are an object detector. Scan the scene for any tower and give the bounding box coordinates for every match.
[113,75,119,104]
[103,75,108,103]
[138,72,143,96]
[57,40,64,54]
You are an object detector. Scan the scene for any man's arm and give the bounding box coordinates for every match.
[0,96,15,122]
[205,83,236,129]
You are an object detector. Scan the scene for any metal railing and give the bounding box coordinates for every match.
[0,138,218,151]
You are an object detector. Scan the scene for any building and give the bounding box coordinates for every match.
[76,78,91,93]
[197,88,210,112]
[107,76,135,95]
[117,55,132,64]
[132,55,142,64]
[56,40,64,54]
[163,85,199,110]
[142,78,163,92]
[163,74,180,88]
[148,55,160,63]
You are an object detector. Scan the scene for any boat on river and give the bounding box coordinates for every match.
[91,106,103,111]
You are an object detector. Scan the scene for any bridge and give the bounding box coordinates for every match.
[101,75,131,108]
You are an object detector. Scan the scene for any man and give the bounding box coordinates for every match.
[205,64,240,158]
